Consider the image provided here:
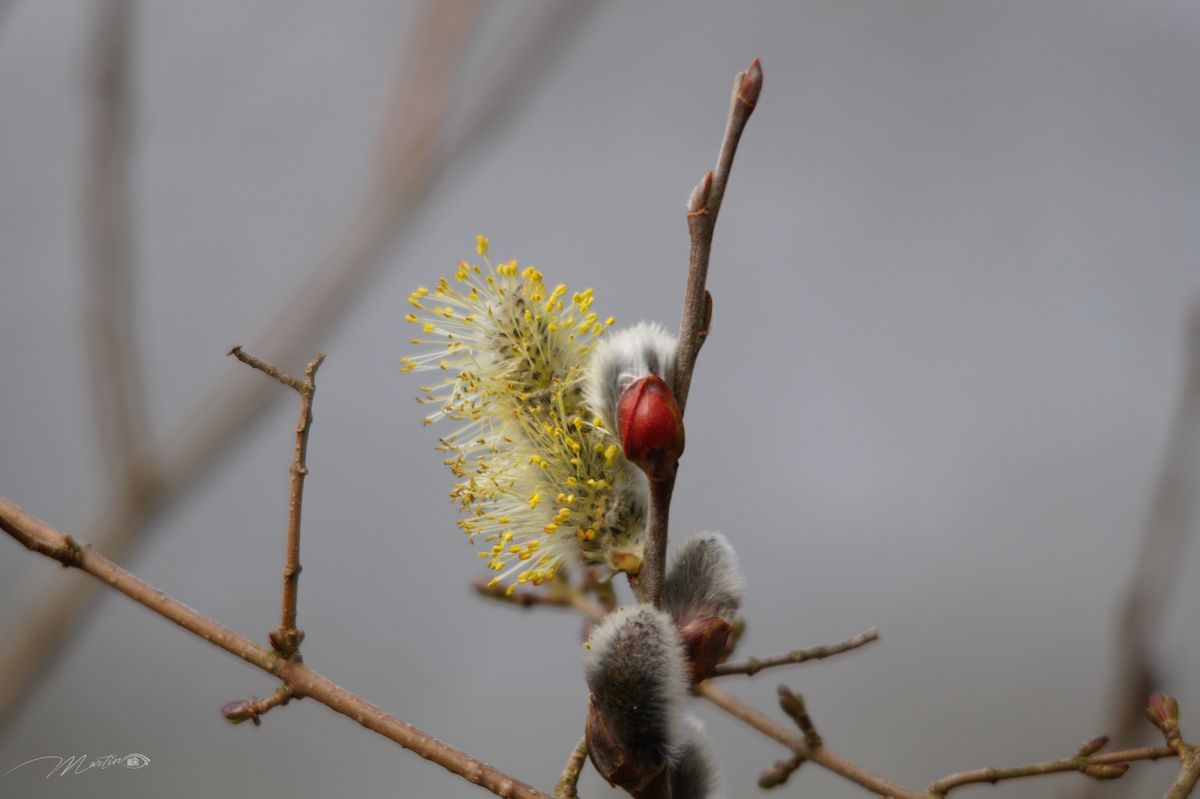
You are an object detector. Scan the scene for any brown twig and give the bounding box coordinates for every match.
[696,680,923,799]
[222,685,295,727]
[0,0,601,730]
[229,348,324,658]
[674,58,761,414]
[712,627,879,677]
[630,59,762,609]
[472,578,606,624]
[554,736,588,798]
[82,0,156,496]
[926,746,1173,796]
[0,495,551,799]
[1166,755,1200,799]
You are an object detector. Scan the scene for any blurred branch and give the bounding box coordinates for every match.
[0,0,600,730]
[472,577,606,623]
[0,496,553,799]
[926,743,1171,796]
[631,58,761,608]
[1073,303,1200,799]
[711,627,878,677]
[82,0,157,497]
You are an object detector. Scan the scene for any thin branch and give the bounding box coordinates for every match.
[554,736,587,798]
[472,578,606,624]
[0,0,600,729]
[82,0,156,495]
[712,627,879,677]
[631,59,762,608]
[229,348,324,658]
[673,58,761,414]
[926,746,1173,796]
[695,680,923,799]
[0,496,551,799]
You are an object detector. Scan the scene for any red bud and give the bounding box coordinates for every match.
[1075,735,1108,757]
[617,375,685,480]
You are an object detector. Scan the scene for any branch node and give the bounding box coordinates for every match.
[687,170,713,216]
[60,535,85,568]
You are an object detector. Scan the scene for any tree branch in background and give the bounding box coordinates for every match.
[82,0,157,499]
[711,627,879,677]
[472,578,606,624]
[631,59,761,608]
[1094,303,1200,784]
[0,0,600,730]
[0,496,552,799]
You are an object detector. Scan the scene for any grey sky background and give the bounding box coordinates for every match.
[2,1,1198,797]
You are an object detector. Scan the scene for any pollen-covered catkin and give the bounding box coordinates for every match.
[401,238,650,586]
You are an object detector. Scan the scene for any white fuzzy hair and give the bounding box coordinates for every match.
[583,604,689,764]
[669,715,722,799]
[664,532,745,625]
[584,322,679,434]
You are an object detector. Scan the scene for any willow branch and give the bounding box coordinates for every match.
[631,59,761,609]
[0,496,551,799]
[712,627,879,677]
[673,58,761,414]
[0,0,601,729]
[229,348,324,657]
[1166,752,1200,799]
[554,736,588,798]
[82,0,156,495]
[927,746,1174,796]
[696,680,923,799]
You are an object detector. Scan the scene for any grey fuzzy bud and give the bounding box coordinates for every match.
[584,322,678,434]
[664,532,745,626]
[583,605,688,772]
[669,716,721,799]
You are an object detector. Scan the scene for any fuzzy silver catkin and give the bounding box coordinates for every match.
[669,716,722,799]
[584,321,678,434]
[664,532,745,625]
[583,604,689,763]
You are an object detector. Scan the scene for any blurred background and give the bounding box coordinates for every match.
[2,1,1198,797]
